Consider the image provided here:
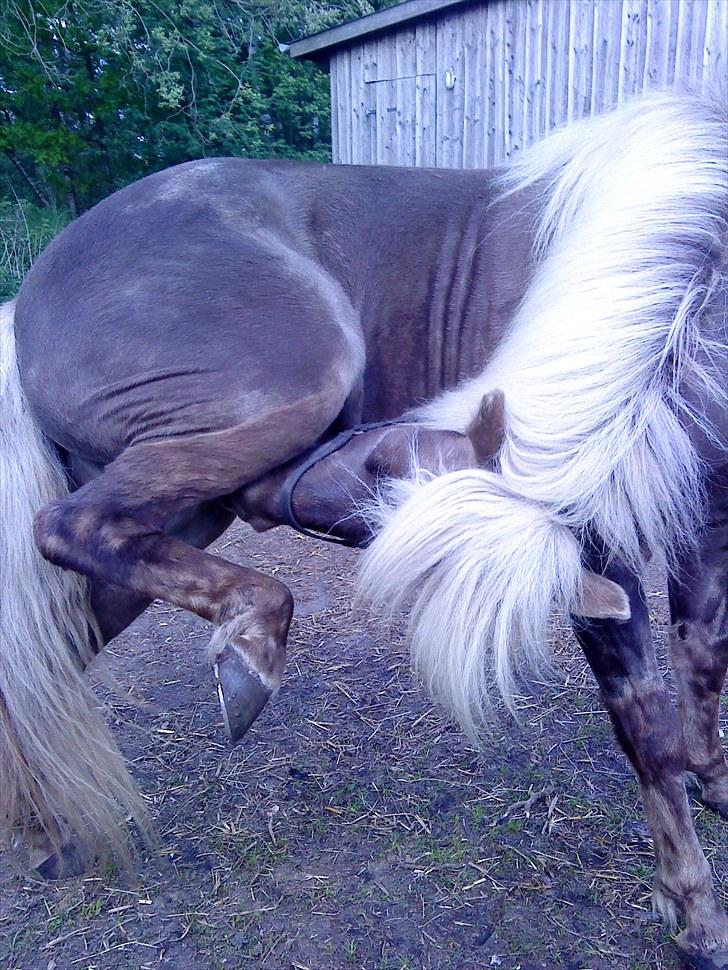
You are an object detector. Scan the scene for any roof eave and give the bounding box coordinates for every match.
[288,0,471,60]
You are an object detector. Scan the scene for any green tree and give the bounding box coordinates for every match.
[0,0,386,214]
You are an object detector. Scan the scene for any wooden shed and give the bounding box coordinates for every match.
[289,0,728,168]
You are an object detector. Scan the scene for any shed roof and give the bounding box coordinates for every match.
[288,0,471,60]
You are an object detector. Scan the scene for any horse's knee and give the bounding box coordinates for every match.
[34,498,149,573]
[33,499,88,567]
[34,501,62,560]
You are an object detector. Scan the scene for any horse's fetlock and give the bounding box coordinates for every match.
[675,894,728,959]
[214,578,291,632]
[699,775,728,818]
[652,881,681,931]
[209,583,290,686]
[655,857,715,918]
[244,578,293,634]
[261,579,294,628]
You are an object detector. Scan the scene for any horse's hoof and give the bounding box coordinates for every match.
[678,930,728,970]
[687,774,728,820]
[34,841,90,880]
[214,645,272,743]
[702,797,728,820]
[699,790,728,820]
[678,950,728,970]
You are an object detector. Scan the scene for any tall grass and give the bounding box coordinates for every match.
[0,202,70,302]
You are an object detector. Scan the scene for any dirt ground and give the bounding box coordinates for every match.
[1,522,726,970]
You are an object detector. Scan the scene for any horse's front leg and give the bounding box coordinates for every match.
[25,495,241,878]
[572,552,728,966]
[35,433,294,746]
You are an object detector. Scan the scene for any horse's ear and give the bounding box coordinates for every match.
[466,389,506,466]
[572,569,631,620]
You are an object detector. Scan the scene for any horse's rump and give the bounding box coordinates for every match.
[14,166,365,466]
[0,301,150,862]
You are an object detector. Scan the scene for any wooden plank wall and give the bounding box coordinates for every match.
[330,0,728,167]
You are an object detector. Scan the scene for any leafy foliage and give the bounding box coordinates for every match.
[0,0,389,216]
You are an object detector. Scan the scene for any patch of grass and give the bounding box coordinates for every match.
[378,956,415,970]
[471,802,491,828]
[0,924,34,966]
[327,780,370,815]
[0,201,69,301]
[78,896,105,920]
[429,834,468,866]
[502,817,524,834]
[46,905,73,934]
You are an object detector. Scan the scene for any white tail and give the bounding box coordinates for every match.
[359,93,728,737]
[0,301,149,863]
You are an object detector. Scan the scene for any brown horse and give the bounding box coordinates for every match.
[1,91,726,965]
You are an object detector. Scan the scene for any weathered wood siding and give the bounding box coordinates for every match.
[330,0,727,167]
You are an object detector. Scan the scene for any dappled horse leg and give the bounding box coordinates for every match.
[572,549,728,965]
[27,498,239,878]
[87,498,237,646]
[668,478,728,818]
[34,429,302,748]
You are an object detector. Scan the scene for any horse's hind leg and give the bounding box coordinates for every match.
[572,548,728,965]
[89,498,236,646]
[33,421,327,746]
[28,498,244,878]
[668,476,728,818]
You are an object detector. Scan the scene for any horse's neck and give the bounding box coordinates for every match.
[333,175,540,420]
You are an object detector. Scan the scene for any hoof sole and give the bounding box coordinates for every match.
[35,841,90,880]
[679,950,728,970]
[214,646,272,743]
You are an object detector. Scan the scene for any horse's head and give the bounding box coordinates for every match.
[283,392,507,544]
[237,389,628,621]
[362,389,506,482]
[234,402,497,544]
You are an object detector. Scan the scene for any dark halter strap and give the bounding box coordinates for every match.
[275,419,409,546]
